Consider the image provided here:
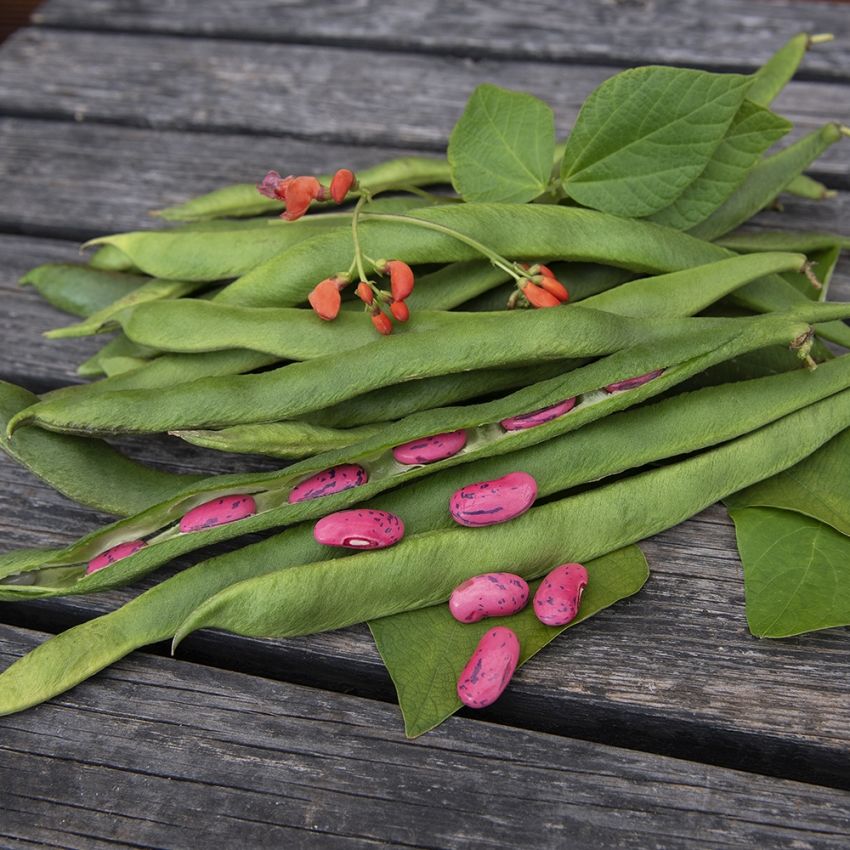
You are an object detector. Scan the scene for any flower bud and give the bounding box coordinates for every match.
[521,281,561,308]
[390,300,410,322]
[330,168,356,203]
[537,274,569,302]
[386,260,415,301]
[355,282,374,304]
[371,310,393,335]
[308,278,342,320]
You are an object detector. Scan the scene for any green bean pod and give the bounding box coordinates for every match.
[88,243,136,272]
[114,251,806,360]
[46,277,206,339]
[155,156,453,221]
[782,174,836,201]
[76,335,159,378]
[21,264,147,319]
[0,382,202,515]
[172,387,850,644]
[690,124,846,241]
[8,307,698,435]
[0,311,828,598]
[214,204,733,308]
[4,352,850,714]
[718,230,850,254]
[87,197,428,282]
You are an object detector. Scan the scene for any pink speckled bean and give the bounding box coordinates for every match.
[449,573,530,623]
[179,494,257,533]
[456,626,520,709]
[392,429,467,465]
[450,471,537,527]
[86,540,147,575]
[288,464,368,503]
[533,563,589,626]
[313,509,404,549]
[604,369,664,393]
[500,397,577,431]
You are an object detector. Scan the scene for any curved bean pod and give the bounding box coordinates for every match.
[3,356,850,712]
[8,306,685,435]
[88,196,428,282]
[0,381,203,516]
[171,389,850,644]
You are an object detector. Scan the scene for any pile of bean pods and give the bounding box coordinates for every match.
[1,33,850,733]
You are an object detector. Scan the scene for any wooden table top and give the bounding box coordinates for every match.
[0,1,848,847]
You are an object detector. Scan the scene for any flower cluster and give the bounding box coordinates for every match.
[516,263,569,308]
[257,167,356,221]
[355,260,415,335]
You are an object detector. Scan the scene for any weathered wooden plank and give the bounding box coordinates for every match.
[1,432,849,789]
[32,0,850,80]
[2,623,849,850]
[1,117,848,242]
[0,233,105,388]
[0,118,422,238]
[0,28,847,183]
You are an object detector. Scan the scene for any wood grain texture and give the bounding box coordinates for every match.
[2,623,850,850]
[0,27,847,186]
[32,0,850,79]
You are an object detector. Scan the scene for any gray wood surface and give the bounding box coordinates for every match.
[32,0,850,79]
[2,623,849,850]
[0,27,848,187]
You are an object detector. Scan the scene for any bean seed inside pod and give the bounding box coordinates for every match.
[288,464,368,503]
[500,397,577,431]
[450,471,537,527]
[86,540,147,574]
[604,369,664,393]
[449,572,529,623]
[179,494,257,533]
[457,626,521,709]
[533,563,589,626]
[392,429,467,465]
[313,509,404,549]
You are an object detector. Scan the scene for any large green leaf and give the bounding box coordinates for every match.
[725,428,850,536]
[649,101,790,230]
[559,67,751,217]
[447,84,555,203]
[729,507,850,637]
[370,546,648,738]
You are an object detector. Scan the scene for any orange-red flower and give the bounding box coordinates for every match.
[386,260,415,301]
[390,300,410,322]
[330,168,356,203]
[371,309,393,335]
[521,281,561,308]
[308,277,343,320]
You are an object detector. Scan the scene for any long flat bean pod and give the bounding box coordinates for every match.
[4,354,850,714]
[0,382,202,515]
[8,307,700,435]
[0,311,828,598]
[783,174,835,201]
[172,388,850,644]
[718,230,850,254]
[115,251,806,359]
[87,197,428,282]
[155,156,453,221]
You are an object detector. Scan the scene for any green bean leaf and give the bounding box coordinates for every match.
[370,545,648,738]
[560,67,751,217]
[728,507,850,637]
[448,84,555,203]
[649,101,791,230]
[725,429,850,537]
